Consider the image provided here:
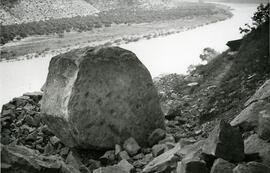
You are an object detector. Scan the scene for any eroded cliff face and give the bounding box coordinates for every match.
[41,46,165,149]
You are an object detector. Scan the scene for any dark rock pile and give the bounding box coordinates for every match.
[2,84,270,173]
[1,92,69,156]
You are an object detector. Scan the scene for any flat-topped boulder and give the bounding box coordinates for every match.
[41,46,164,149]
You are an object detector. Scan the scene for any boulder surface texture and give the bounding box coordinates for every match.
[41,46,164,149]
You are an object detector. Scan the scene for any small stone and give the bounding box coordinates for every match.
[148,128,166,146]
[141,148,152,154]
[115,144,122,155]
[60,147,70,157]
[24,115,35,127]
[152,144,166,157]
[66,151,82,170]
[143,143,181,173]
[203,120,244,162]
[258,107,270,140]
[1,109,15,118]
[123,137,141,156]
[44,142,54,155]
[99,150,116,165]
[118,151,131,161]
[87,159,101,171]
[133,153,144,160]
[50,136,61,146]
[210,158,235,173]
[133,153,153,168]
[23,91,43,103]
[41,125,54,136]
[12,96,29,107]
[117,159,134,173]
[93,165,127,173]
[79,165,91,173]
[177,158,208,173]
[158,134,175,144]
[25,131,38,141]
[187,82,198,87]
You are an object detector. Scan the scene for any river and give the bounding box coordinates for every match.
[0,3,258,108]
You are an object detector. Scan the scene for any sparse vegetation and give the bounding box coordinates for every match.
[239,3,269,34]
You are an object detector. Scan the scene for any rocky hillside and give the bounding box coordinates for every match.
[0,0,98,25]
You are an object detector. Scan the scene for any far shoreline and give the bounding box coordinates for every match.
[0,5,232,62]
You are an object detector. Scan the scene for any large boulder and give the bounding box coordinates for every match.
[41,47,164,149]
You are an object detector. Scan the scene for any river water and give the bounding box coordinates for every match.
[0,3,258,107]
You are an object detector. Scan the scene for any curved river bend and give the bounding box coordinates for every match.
[0,3,257,107]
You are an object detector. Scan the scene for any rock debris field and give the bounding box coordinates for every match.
[1,47,270,173]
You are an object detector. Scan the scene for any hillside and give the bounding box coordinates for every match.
[155,18,269,134]
[0,0,98,25]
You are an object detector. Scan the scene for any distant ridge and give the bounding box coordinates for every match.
[0,0,99,25]
[0,0,189,25]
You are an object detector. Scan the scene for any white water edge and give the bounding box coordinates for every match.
[0,3,258,108]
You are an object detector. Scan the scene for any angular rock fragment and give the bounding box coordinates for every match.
[152,144,166,157]
[123,137,141,156]
[233,162,270,173]
[99,150,116,165]
[210,158,235,173]
[244,79,270,107]
[143,143,181,173]
[41,46,164,149]
[1,144,80,173]
[93,166,127,173]
[231,79,270,131]
[115,144,122,155]
[203,120,244,162]
[148,128,166,146]
[117,159,134,173]
[66,151,83,170]
[23,91,43,103]
[87,159,101,171]
[230,101,266,130]
[177,158,208,173]
[118,151,131,161]
[258,107,270,140]
[244,134,270,167]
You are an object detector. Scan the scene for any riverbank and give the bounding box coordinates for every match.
[0,7,232,62]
